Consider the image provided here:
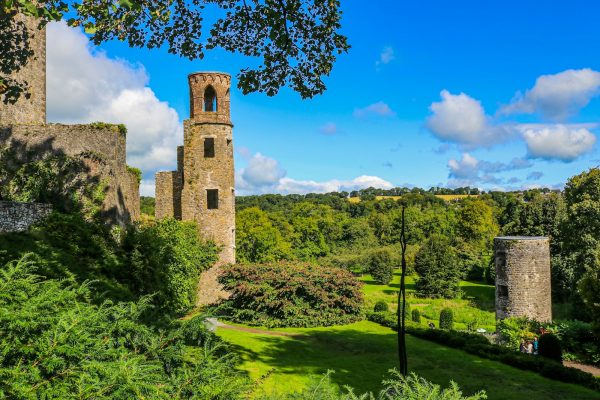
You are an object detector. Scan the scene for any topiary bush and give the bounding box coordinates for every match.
[374,300,388,312]
[412,309,421,323]
[539,333,563,362]
[439,308,454,330]
[218,262,364,328]
[369,248,394,285]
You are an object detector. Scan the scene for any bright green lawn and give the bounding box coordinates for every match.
[217,321,600,399]
[361,271,497,332]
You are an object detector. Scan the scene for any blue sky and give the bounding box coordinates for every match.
[45,1,600,195]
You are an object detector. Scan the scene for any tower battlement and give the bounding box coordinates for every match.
[188,72,232,125]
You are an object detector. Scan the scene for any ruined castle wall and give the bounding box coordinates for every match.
[494,237,552,323]
[0,124,140,226]
[155,171,182,220]
[0,14,46,125]
[0,201,52,232]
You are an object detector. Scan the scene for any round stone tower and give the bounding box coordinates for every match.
[181,72,235,265]
[494,236,552,323]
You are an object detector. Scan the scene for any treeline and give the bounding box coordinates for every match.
[236,172,598,329]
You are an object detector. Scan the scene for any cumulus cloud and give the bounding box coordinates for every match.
[448,153,479,179]
[319,122,338,135]
[47,22,182,178]
[519,124,597,161]
[500,69,600,120]
[426,90,512,148]
[376,46,395,67]
[236,152,393,195]
[353,101,396,118]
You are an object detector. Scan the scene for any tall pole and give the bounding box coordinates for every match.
[398,206,408,375]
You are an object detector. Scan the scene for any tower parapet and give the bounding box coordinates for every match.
[188,72,232,125]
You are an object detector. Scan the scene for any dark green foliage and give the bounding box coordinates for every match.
[439,308,454,330]
[539,334,563,362]
[369,248,394,285]
[218,263,364,328]
[366,312,600,392]
[554,320,599,366]
[0,147,106,217]
[0,212,129,300]
[124,218,218,316]
[140,196,156,216]
[374,300,388,312]
[412,309,421,323]
[414,235,462,298]
[0,256,249,399]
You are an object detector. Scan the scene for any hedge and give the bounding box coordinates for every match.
[366,311,600,392]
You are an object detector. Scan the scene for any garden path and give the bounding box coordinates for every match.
[564,361,600,377]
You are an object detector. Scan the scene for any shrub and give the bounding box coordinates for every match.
[0,256,249,399]
[497,317,539,349]
[374,300,388,312]
[539,333,563,362]
[412,309,421,323]
[218,263,364,328]
[439,308,454,330]
[414,235,462,298]
[124,218,218,316]
[369,248,394,285]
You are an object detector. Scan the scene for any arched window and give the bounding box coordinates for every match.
[204,86,217,112]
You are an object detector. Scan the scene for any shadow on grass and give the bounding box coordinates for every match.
[461,281,495,311]
[228,328,397,393]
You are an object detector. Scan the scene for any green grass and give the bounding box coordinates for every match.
[217,321,599,399]
[360,271,497,332]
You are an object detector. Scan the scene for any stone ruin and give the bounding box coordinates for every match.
[155,72,236,305]
[494,236,552,323]
[0,16,140,227]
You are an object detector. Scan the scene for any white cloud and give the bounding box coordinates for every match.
[426,90,512,148]
[520,124,597,161]
[236,152,393,195]
[139,179,156,197]
[46,22,182,178]
[447,153,533,187]
[319,122,338,135]
[353,101,396,118]
[376,46,395,67]
[501,69,600,120]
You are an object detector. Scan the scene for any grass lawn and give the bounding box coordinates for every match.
[361,271,497,332]
[217,320,600,399]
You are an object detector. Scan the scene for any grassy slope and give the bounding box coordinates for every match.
[217,272,600,399]
[361,271,497,332]
[218,321,599,399]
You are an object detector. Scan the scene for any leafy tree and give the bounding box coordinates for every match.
[236,207,292,263]
[414,235,461,298]
[124,218,218,316]
[369,247,394,285]
[140,196,155,216]
[2,0,349,103]
[563,168,600,334]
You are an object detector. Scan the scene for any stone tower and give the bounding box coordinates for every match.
[155,72,235,267]
[0,14,46,125]
[182,72,235,265]
[494,236,552,323]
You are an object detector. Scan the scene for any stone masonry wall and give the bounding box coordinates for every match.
[0,14,46,125]
[155,171,182,220]
[0,124,140,226]
[0,201,52,232]
[494,237,552,322]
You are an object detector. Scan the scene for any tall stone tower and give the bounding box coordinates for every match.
[182,72,235,265]
[494,236,552,323]
[0,14,46,125]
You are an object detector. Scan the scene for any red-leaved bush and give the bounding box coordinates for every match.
[217,263,364,328]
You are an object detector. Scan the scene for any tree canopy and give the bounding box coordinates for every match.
[1,0,350,103]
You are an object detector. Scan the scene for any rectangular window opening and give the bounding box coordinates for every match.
[204,138,215,158]
[207,189,219,209]
[497,285,508,297]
